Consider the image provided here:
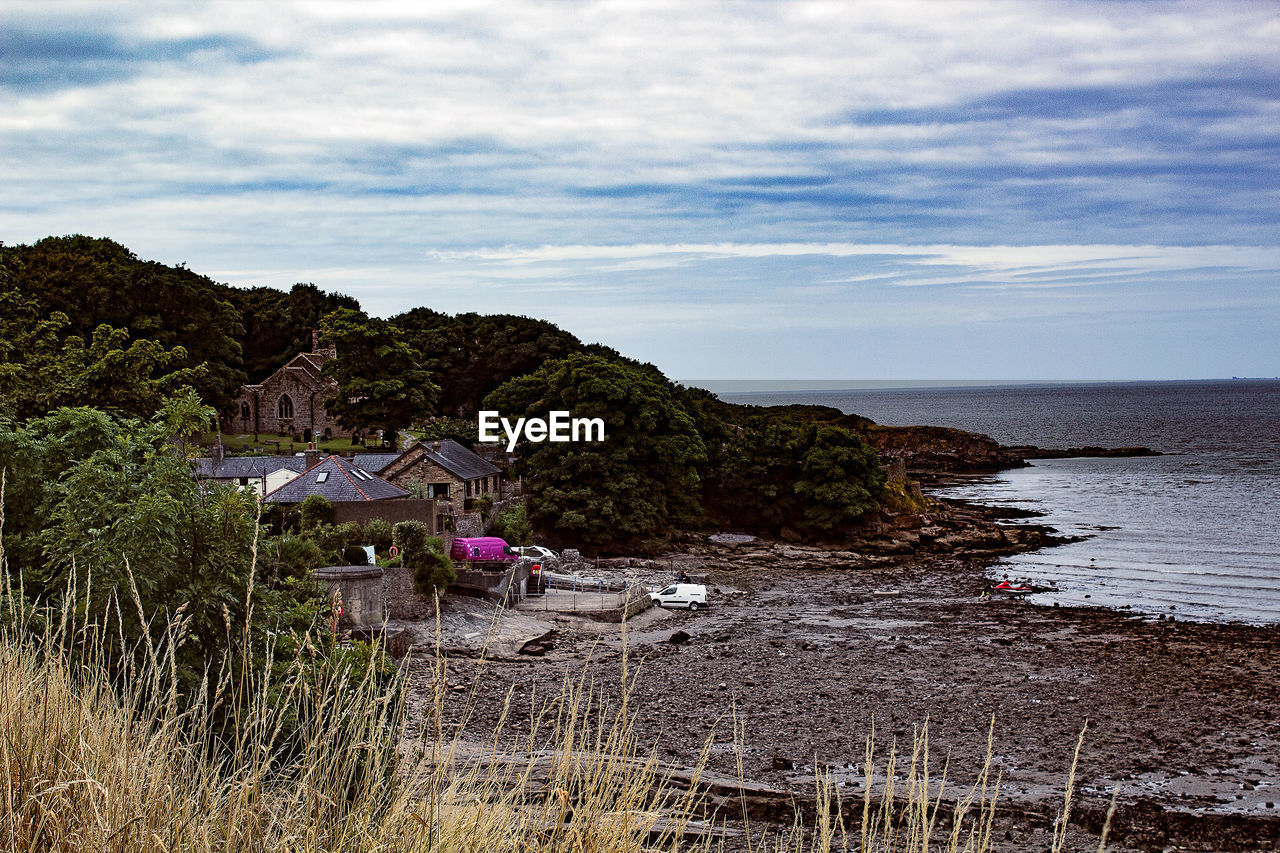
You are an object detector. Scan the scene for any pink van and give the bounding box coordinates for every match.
[450,537,518,564]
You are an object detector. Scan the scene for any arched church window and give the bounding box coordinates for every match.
[240,401,250,419]
[278,394,294,419]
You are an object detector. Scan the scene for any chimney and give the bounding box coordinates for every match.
[211,442,224,468]
[305,443,321,469]
[311,329,321,352]
[431,441,441,453]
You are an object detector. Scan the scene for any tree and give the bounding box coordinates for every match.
[394,310,584,416]
[318,309,437,446]
[392,521,455,594]
[0,235,244,406]
[485,354,706,551]
[0,399,332,688]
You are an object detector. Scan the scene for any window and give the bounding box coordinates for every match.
[316,472,328,483]
[427,483,449,499]
[278,394,294,419]
[240,401,250,419]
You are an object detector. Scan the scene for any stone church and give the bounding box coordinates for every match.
[224,332,351,441]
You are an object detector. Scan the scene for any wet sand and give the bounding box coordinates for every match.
[404,546,1280,851]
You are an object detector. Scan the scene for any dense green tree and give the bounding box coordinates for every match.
[0,290,205,420]
[394,310,584,416]
[319,309,437,446]
[221,282,361,378]
[0,400,333,689]
[485,354,706,551]
[702,415,885,538]
[0,235,244,405]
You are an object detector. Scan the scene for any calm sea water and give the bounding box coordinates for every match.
[720,380,1280,625]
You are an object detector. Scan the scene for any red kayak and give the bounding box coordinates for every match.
[992,580,1033,594]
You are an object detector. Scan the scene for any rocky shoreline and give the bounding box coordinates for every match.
[399,489,1279,852]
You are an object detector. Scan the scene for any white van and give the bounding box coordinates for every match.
[651,583,708,611]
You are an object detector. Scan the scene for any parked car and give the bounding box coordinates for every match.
[512,545,559,562]
[650,583,708,611]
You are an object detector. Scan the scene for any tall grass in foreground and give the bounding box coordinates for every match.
[1,586,1101,853]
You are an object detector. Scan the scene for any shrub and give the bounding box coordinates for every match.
[342,545,369,566]
[413,537,456,596]
[299,494,334,529]
[336,520,363,546]
[489,501,531,545]
[473,493,494,522]
[364,518,393,551]
[392,520,430,567]
[263,534,324,581]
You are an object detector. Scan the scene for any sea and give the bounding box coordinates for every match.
[717,380,1280,626]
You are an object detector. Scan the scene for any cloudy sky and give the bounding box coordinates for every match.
[3,1,1278,381]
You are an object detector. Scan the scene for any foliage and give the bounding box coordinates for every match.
[701,414,885,538]
[319,308,438,446]
[363,518,393,551]
[473,492,494,522]
[299,494,334,529]
[394,309,584,417]
[220,282,360,378]
[259,534,324,583]
[0,235,245,407]
[391,520,430,566]
[390,521,454,594]
[413,537,456,595]
[417,415,480,447]
[0,398,334,693]
[0,289,208,421]
[488,501,532,546]
[485,354,706,551]
[341,545,369,566]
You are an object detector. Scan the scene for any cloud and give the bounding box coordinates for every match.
[1,1,1277,377]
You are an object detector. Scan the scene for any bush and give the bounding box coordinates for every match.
[392,520,430,566]
[364,518,393,551]
[412,537,456,596]
[336,520,363,547]
[263,534,324,581]
[473,493,494,522]
[342,545,369,566]
[299,494,334,529]
[489,501,531,545]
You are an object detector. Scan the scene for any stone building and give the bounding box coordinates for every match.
[363,439,503,506]
[224,332,350,441]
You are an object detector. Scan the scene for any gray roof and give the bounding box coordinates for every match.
[351,452,403,473]
[265,455,410,503]
[194,455,307,480]
[414,439,500,481]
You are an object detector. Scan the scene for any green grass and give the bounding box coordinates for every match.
[201,431,391,457]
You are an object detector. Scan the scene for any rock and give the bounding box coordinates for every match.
[668,630,693,645]
[771,754,796,771]
[561,548,581,562]
[780,526,802,542]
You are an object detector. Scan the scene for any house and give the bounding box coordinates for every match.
[263,454,438,531]
[192,450,307,496]
[265,455,410,504]
[223,332,350,442]
[368,440,503,507]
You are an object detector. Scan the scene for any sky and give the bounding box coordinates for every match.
[2,0,1278,382]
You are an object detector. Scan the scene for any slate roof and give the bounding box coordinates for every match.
[351,452,403,473]
[409,439,500,481]
[193,455,307,480]
[264,455,410,503]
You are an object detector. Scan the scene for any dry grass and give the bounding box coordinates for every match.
[0,571,1092,853]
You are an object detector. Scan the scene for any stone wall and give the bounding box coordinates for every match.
[332,498,438,532]
[313,566,385,627]
[384,566,438,620]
